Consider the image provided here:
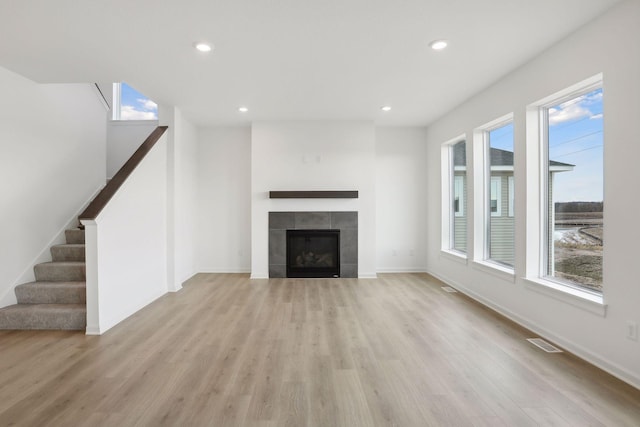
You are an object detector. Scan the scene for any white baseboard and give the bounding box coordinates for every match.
[376,268,428,273]
[85,325,102,335]
[358,272,378,279]
[199,269,252,274]
[427,270,640,391]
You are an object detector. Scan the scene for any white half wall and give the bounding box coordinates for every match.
[197,127,252,273]
[0,66,106,308]
[251,121,377,278]
[424,0,640,388]
[84,134,168,334]
[107,120,158,178]
[376,127,429,272]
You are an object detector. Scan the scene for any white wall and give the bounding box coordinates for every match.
[251,121,377,278]
[197,127,252,273]
[0,66,106,308]
[425,0,640,388]
[196,124,429,276]
[173,110,199,284]
[157,106,200,291]
[106,120,158,178]
[376,127,429,272]
[83,134,168,334]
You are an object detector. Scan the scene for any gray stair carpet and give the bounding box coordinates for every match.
[0,228,86,331]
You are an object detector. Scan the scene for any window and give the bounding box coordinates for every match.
[112,82,158,120]
[543,85,603,294]
[441,138,467,255]
[454,175,464,217]
[490,176,502,216]
[474,118,515,269]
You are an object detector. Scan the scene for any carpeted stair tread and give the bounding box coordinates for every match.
[51,244,85,262]
[0,304,86,330]
[65,228,85,244]
[15,281,86,304]
[5,226,87,331]
[34,262,85,282]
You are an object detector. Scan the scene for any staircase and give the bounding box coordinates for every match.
[0,228,86,330]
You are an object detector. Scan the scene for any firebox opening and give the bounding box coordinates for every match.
[286,229,340,278]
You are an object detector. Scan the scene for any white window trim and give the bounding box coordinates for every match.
[454,175,465,217]
[472,259,516,282]
[525,73,605,310]
[490,176,502,217]
[473,114,514,272]
[441,135,467,258]
[440,249,469,265]
[508,176,514,217]
[112,82,122,120]
[524,278,606,316]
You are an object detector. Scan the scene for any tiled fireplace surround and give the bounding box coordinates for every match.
[268,211,358,278]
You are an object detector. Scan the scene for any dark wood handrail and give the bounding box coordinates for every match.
[79,126,168,221]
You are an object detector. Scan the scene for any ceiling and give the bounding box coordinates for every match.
[0,0,621,127]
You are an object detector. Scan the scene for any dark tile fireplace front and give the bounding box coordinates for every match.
[269,211,357,278]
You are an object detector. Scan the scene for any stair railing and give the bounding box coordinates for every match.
[79,126,168,222]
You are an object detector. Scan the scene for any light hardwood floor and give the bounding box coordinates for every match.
[1,273,639,426]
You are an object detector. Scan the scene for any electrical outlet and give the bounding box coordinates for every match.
[627,321,638,341]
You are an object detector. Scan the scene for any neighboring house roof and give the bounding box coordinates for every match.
[453,144,574,169]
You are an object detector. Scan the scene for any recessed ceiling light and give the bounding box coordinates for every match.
[194,42,213,52]
[429,40,448,51]
[238,106,249,113]
[381,106,392,112]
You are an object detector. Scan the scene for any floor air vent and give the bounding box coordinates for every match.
[527,338,563,353]
[441,286,458,293]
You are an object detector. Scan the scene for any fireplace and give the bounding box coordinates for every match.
[268,211,357,278]
[287,229,340,278]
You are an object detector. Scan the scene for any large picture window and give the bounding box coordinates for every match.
[543,86,603,293]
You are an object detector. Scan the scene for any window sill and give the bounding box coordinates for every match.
[524,278,606,317]
[472,260,515,283]
[440,250,468,264]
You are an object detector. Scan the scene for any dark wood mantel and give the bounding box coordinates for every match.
[269,190,358,199]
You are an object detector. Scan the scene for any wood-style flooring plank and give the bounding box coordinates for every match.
[0,273,639,426]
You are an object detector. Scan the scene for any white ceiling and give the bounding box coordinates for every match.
[0,0,621,127]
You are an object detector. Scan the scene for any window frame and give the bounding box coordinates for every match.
[508,176,514,217]
[524,73,605,314]
[440,135,468,260]
[490,176,502,217]
[542,85,603,294]
[111,82,158,121]
[472,114,515,278]
[454,175,465,217]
